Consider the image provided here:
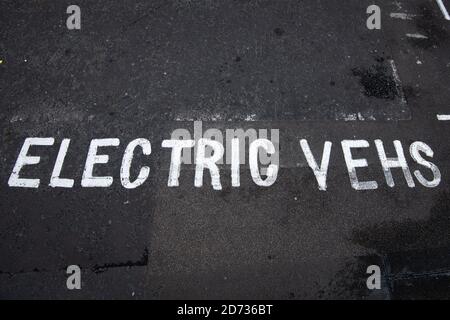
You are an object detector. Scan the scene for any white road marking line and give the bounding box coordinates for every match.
[390,13,419,20]
[406,33,429,39]
[172,113,259,122]
[244,114,257,121]
[437,114,450,120]
[436,0,450,20]
[335,112,357,121]
[389,59,407,105]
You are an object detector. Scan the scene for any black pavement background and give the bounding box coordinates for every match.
[1,0,450,299]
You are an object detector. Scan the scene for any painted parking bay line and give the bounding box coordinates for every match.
[436,0,450,20]
[437,114,450,120]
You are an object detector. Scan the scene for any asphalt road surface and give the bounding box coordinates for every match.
[1,0,450,299]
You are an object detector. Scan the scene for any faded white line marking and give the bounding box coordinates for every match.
[406,33,429,39]
[357,112,376,121]
[436,0,450,20]
[244,114,257,121]
[335,112,357,121]
[390,13,419,20]
[437,114,450,120]
[389,59,407,105]
[173,113,258,122]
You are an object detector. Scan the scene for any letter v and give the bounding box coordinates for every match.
[300,139,332,191]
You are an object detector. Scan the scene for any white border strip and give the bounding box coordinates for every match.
[436,0,450,20]
[389,59,407,105]
[389,13,419,20]
[437,114,450,120]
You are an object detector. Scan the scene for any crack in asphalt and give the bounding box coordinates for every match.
[0,247,149,277]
